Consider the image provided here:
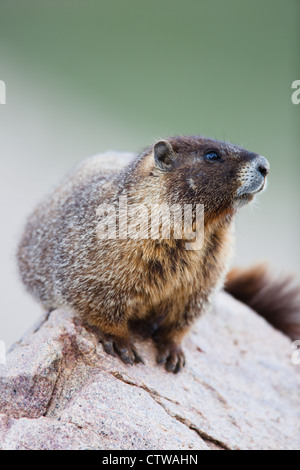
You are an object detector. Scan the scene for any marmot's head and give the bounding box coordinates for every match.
[149,135,269,220]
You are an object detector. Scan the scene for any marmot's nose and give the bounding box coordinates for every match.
[256,156,270,177]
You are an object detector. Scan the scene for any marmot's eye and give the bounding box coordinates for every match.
[205,151,221,162]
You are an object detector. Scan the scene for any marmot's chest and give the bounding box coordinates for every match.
[137,245,224,297]
[157,230,231,293]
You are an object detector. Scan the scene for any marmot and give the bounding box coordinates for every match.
[17,135,299,373]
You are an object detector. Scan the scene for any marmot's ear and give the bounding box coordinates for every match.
[154,140,175,171]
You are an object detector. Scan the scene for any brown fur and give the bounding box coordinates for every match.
[225,265,300,340]
[17,135,269,372]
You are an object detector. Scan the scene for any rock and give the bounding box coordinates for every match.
[0,292,299,450]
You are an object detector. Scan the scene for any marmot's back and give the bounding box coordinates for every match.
[17,151,135,309]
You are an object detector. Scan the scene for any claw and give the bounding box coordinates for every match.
[102,338,118,358]
[132,347,145,364]
[100,334,144,366]
[156,343,186,374]
[114,345,134,365]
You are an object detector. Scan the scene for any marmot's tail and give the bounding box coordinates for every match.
[224,265,300,340]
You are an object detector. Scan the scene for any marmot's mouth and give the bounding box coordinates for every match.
[236,178,266,199]
[234,180,266,207]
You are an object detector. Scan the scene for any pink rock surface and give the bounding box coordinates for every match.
[0,292,299,450]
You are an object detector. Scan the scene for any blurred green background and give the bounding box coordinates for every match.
[0,0,299,347]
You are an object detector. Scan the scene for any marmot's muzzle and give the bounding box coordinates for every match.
[237,155,270,197]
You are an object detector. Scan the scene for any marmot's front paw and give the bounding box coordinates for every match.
[156,343,186,374]
[100,334,144,366]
